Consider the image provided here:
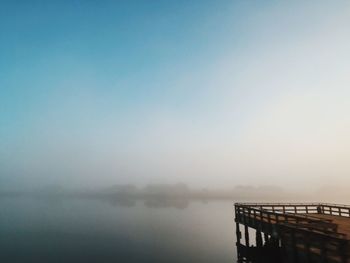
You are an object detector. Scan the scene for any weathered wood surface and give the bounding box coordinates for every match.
[235,203,350,263]
[315,214,350,238]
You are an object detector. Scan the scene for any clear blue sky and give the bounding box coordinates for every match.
[1,0,350,190]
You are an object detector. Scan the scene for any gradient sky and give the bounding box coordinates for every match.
[1,0,350,190]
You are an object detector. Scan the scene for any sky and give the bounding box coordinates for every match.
[1,0,350,190]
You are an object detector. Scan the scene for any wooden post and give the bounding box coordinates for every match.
[256,231,263,248]
[248,208,251,225]
[236,222,241,243]
[236,222,242,261]
[264,233,269,244]
[245,225,249,247]
[253,209,256,222]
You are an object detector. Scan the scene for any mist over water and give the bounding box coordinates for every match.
[0,197,235,263]
[1,0,350,262]
[1,187,349,263]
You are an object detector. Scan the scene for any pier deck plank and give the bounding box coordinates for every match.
[311,214,350,238]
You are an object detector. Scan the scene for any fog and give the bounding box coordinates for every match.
[1,0,350,199]
[2,2,350,263]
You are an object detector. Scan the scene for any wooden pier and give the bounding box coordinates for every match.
[234,203,350,263]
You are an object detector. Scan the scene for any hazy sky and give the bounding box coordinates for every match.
[1,0,350,190]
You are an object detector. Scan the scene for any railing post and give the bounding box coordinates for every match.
[253,209,256,222]
[248,208,251,225]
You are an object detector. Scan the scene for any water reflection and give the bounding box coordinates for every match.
[0,197,236,263]
[83,196,208,209]
[143,197,189,209]
[106,196,137,207]
[84,196,192,209]
[96,196,191,209]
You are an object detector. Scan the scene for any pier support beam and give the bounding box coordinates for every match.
[236,222,241,242]
[244,225,250,247]
[264,233,269,244]
[256,231,263,248]
[235,222,242,261]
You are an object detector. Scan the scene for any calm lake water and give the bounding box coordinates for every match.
[0,197,237,263]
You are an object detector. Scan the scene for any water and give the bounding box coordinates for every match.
[0,197,237,263]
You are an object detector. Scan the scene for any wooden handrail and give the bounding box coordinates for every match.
[235,204,341,235]
[235,202,350,218]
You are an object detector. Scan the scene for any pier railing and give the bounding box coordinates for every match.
[235,204,339,235]
[234,203,350,263]
[236,203,350,218]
